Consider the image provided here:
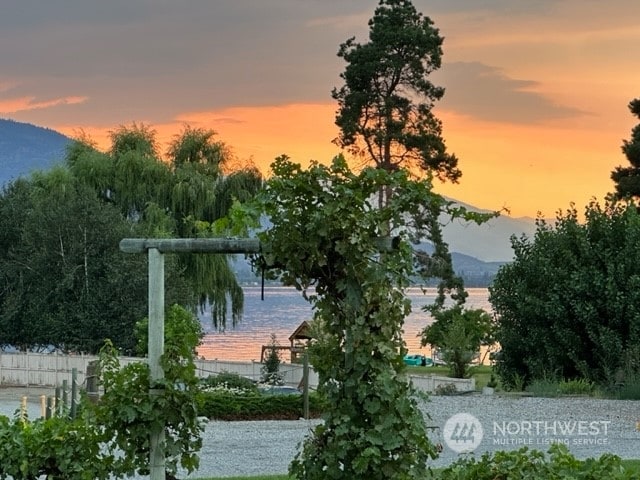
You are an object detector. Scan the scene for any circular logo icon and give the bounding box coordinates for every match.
[443,413,483,453]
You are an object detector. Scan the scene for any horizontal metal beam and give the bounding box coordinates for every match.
[120,236,399,255]
[119,238,261,254]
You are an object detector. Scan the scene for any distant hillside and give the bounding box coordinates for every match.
[0,118,72,186]
[0,119,538,278]
[441,199,538,262]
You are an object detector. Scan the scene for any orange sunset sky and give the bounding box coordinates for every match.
[1,0,639,218]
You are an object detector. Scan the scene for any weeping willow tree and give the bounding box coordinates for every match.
[66,123,262,327]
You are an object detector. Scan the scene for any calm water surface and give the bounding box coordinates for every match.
[196,287,491,361]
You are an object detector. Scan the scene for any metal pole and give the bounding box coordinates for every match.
[148,248,165,480]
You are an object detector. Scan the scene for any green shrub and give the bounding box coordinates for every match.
[614,373,640,400]
[197,391,326,420]
[261,333,285,385]
[439,444,636,479]
[201,372,259,395]
[526,378,560,397]
[0,414,109,480]
[558,378,595,396]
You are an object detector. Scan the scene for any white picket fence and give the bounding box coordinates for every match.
[0,352,474,393]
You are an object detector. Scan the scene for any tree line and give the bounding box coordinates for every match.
[489,99,640,389]
[0,124,261,354]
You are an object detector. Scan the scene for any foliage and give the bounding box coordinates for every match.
[91,335,203,478]
[201,371,259,395]
[611,98,640,200]
[0,123,260,352]
[197,391,326,421]
[0,331,203,479]
[0,414,110,480]
[135,304,204,357]
[558,378,596,396]
[439,444,636,480]
[0,172,190,354]
[489,200,640,389]
[252,155,460,479]
[261,333,285,385]
[422,306,494,378]
[332,0,460,182]
[611,372,640,400]
[66,123,262,328]
[526,377,561,398]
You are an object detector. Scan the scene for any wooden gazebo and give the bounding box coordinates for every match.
[288,320,312,363]
[260,320,313,363]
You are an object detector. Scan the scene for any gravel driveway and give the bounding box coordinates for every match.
[2,389,639,478]
[190,394,639,478]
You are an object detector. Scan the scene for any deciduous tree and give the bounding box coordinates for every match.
[67,124,262,327]
[421,306,494,378]
[489,200,640,388]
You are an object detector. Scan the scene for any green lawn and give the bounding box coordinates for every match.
[406,364,494,390]
[202,459,640,479]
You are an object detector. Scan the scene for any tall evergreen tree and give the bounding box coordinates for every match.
[611,98,640,200]
[332,0,469,307]
[332,0,460,182]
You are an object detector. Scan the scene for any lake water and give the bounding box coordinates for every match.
[196,287,491,362]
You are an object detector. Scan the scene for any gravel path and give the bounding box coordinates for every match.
[2,389,639,478]
[190,394,640,478]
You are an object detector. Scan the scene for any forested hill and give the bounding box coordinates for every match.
[0,118,71,186]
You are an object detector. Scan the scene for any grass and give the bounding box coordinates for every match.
[406,364,494,390]
[624,459,640,472]
[203,477,288,480]
[200,459,640,479]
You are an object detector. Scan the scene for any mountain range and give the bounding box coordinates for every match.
[0,118,69,185]
[0,119,539,282]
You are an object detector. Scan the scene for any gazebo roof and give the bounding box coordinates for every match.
[289,320,312,342]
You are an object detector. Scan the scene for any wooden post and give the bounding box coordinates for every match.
[46,397,53,419]
[62,380,68,415]
[86,361,99,404]
[55,386,61,416]
[148,248,165,480]
[20,396,27,421]
[70,368,78,419]
[303,352,310,420]
[118,236,398,480]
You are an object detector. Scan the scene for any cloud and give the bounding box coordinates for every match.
[435,62,588,124]
[0,95,87,114]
